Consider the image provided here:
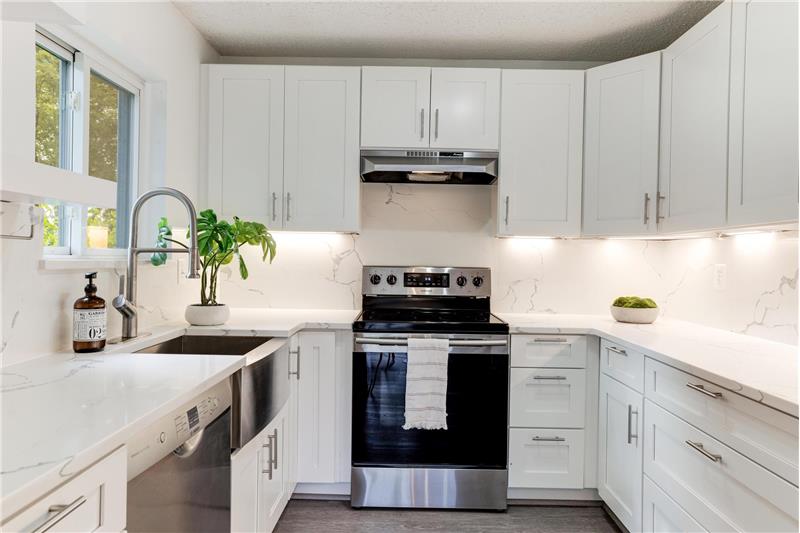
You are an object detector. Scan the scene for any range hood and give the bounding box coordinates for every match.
[360,150,499,185]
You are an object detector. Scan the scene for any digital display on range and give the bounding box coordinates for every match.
[404,273,450,288]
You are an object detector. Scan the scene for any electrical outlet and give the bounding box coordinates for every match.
[713,263,727,290]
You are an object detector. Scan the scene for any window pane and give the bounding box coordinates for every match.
[35,46,66,168]
[86,207,118,249]
[89,72,133,183]
[39,202,65,247]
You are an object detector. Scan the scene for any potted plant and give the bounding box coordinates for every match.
[151,209,276,326]
[610,296,659,324]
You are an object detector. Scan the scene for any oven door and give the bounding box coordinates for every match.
[352,332,509,469]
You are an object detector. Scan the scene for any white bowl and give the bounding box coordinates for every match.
[185,303,230,326]
[610,305,659,324]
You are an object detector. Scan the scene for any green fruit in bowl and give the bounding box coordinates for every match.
[612,296,658,309]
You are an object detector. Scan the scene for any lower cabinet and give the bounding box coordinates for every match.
[2,446,127,533]
[598,373,643,532]
[642,475,707,533]
[508,428,584,489]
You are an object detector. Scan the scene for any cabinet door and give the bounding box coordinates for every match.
[207,65,285,227]
[498,70,584,236]
[598,374,643,533]
[283,66,361,232]
[642,475,707,533]
[429,68,500,150]
[361,66,431,148]
[258,407,288,533]
[285,338,299,496]
[297,331,337,483]
[583,53,661,236]
[659,3,731,233]
[509,428,585,489]
[231,441,260,533]
[727,0,799,226]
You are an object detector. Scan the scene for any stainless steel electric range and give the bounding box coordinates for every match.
[351,266,509,510]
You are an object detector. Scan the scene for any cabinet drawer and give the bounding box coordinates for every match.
[3,446,127,533]
[644,400,798,532]
[511,335,586,368]
[645,357,798,485]
[643,475,707,533]
[510,368,585,428]
[600,339,644,392]
[509,428,584,488]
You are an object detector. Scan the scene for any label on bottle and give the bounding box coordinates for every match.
[73,309,107,342]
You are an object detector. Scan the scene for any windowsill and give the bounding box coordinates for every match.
[39,255,126,271]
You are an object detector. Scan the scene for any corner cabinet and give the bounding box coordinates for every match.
[205,64,360,232]
[582,52,661,236]
[727,0,799,226]
[497,70,584,237]
[658,2,732,233]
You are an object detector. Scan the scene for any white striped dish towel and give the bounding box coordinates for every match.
[403,337,449,430]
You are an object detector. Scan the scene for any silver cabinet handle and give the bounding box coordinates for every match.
[643,193,650,225]
[531,375,567,380]
[607,346,627,356]
[656,193,666,222]
[531,436,565,442]
[261,438,274,478]
[420,108,425,140]
[504,195,510,226]
[627,405,639,444]
[271,192,278,222]
[285,192,292,221]
[270,428,278,469]
[434,108,439,140]
[686,440,722,463]
[289,347,301,380]
[686,383,723,399]
[33,496,87,533]
[533,337,567,343]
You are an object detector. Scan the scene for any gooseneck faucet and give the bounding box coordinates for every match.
[113,188,201,339]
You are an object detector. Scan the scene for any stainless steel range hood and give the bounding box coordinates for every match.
[360,150,498,184]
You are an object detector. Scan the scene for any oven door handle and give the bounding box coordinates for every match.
[354,338,507,347]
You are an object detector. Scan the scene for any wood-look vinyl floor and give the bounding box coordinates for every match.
[274,500,622,533]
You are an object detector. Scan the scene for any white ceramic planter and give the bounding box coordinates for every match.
[610,305,659,324]
[185,303,230,326]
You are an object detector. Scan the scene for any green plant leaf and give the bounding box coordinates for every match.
[150,216,172,266]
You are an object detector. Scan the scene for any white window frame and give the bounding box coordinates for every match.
[36,27,144,259]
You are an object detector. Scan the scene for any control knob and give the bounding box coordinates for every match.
[387,274,397,285]
[369,274,382,285]
[456,275,467,287]
[472,276,484,287]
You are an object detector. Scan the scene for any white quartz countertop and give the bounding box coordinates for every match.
[499,313,798,417]
[0,352,244,521]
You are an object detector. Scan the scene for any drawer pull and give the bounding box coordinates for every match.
[686,383,723,399]
[686,440,722,463]
[531,375,567,380]
[533,338,568,343]
[627,405,639,444]
[531,436,565,442]
[33,496,87,533]
[607,346,627,356]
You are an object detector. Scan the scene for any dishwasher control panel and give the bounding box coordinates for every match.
[126,377,232,480]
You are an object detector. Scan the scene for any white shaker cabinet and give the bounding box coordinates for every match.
[583,53,661,236]
[727,0,799,226]
[206,65,285,225]
[361,66,431,148]
[598,373,643,533]
[498,70,584,236]
[658,2,732,233]
[258,402,290,533]
[429,68,501,150]
[283,66,361,232]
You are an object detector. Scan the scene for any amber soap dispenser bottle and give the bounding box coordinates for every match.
[73,272,107,353]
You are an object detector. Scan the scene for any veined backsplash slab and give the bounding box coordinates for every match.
[2,185,797,366]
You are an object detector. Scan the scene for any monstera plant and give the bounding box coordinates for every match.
[151,209,276,325]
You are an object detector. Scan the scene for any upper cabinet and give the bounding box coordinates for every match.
[361,67,431,148]
[206,65,285,224]
[727,0,799,227]
[497,70,584,236]
[429,68,501,150]
[658,3,732,233]
[360,67,500,150]
[583,53,661,236]
[205,65,360,233]
[283,66,361,232]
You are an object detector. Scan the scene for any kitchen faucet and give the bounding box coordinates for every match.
[113,187,201,340]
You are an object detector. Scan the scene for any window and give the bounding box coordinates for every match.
[34,29,141,257]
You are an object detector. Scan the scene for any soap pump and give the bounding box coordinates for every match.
[73,272,107,353]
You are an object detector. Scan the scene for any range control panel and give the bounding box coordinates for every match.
[362,266,491,297]
[126,378,232,480]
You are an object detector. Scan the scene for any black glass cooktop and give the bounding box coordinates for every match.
[353,296,508,334]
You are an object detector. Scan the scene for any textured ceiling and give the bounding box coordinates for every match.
[174,0,721,61]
